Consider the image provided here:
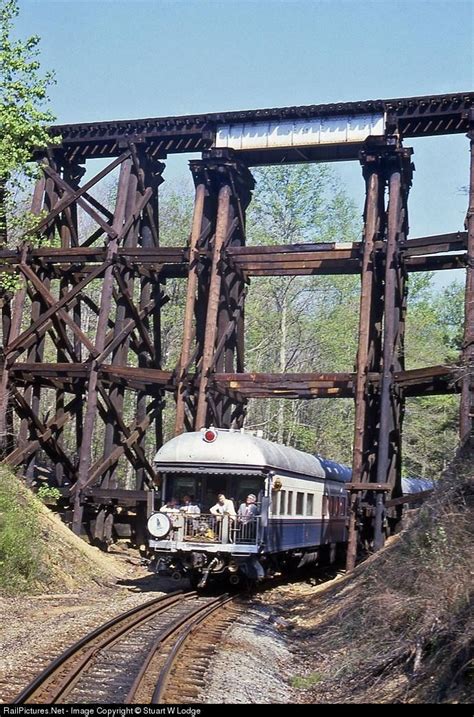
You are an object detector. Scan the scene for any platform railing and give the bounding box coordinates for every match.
[178,513,260,545]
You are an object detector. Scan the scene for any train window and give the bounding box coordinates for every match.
[340,497,347,516]
[287,491,293,515]
[306,493,314,516]
[322,494,328,517]
[167,476,201,506]
[279,490,286,515]
[296,492,304,515]
[271,490,278,514]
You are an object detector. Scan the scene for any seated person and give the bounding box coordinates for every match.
[159,497,179,513]
[180,494,201,515]
[209,493,236,518]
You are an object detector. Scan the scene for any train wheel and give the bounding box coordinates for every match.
[228,572,255,592]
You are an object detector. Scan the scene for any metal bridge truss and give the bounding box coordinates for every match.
[0,92,472,566]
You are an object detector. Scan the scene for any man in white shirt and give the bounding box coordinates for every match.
[210,493,236,518]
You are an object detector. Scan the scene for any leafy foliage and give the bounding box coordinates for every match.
[0,0,56,182]
[37,484,61,505]
[242,166,462,476]
[0,0,57,288]
[244,165,361,453]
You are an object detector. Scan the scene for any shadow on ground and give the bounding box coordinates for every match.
[116,572,191,593]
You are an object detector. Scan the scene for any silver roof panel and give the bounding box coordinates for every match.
[154,429,326,480]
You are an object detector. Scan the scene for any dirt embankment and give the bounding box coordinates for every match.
[0,467,173,703]
[0,466,131,594]
[261,453,473,704]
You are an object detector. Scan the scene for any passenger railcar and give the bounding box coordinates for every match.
[147,427,353,587]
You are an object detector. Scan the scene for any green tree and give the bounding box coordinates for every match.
[402,277,463,477]
[245,164,361,454]
[0,0,56,244]
[243,164,463,476]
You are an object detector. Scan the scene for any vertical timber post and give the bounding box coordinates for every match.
[347,145,385,571]
[55,160,82,486]
[0,241,32,457]
[374,145,413,550]
[176,150,253,434]
[135,153,165,547]
[347,140,413,569]
[193,151,254,431]
[195,183,232,429]
[214,168,250,428]
[174,179,209,434]
[20,156,59,481]
[100,156,139,492]
[72,156,133,535]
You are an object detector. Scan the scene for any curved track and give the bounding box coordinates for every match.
[14,591,240,704]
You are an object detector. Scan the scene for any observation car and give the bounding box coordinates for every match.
[147,427,353,588]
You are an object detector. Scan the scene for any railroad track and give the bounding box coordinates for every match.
[14,590,240,704]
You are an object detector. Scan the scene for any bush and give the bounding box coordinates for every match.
[37,484,61,505]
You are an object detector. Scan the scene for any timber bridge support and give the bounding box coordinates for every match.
[0,92,472,566]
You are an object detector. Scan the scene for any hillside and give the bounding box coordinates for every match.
[265,448,473,704]
[0,466,128,595]
[0,467,169,703]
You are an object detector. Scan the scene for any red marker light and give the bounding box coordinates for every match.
[203,428,218,443]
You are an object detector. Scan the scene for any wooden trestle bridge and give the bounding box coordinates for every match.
[0,92,472,569]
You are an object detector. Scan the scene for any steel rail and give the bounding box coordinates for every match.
[126,593,235,703]
[13,590,190,704]
[151,594,235,704]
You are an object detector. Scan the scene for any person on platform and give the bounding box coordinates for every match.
[180,495,201,515]
[237,493,259,523]
[210,493,236,518]
[160,497,179,513]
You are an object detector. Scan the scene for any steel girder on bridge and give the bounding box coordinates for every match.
[48,91,474,164]
[0,94,472,561]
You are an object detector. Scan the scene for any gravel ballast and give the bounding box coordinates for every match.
[202,602,298,704]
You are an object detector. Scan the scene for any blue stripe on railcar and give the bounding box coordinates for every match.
[265,517,346,552]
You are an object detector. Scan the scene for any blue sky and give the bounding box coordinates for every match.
[16,0,474,286]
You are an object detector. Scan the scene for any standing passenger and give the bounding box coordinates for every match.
[209,493,236,543]
[237,493,259,541]
[237,494,259,523]
[210,493,236,517]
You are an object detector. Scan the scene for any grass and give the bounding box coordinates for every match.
[291,673,323,689]
[0,465,125,596]
[0,466,47,594]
